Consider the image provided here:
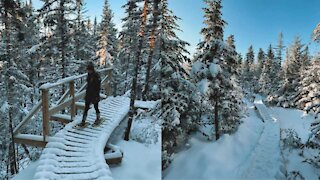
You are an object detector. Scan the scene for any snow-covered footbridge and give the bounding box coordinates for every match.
[239,98,286,179]
[12,68,131,179]
[34,96,130,179]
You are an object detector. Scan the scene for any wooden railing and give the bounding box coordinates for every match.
[13,68,113,147]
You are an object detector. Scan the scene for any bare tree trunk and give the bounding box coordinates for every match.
[123,56,130,94]
[124,0,149,141]
[60,0,66,94]
[143,0,160,100]
[22,144,33,161]
[214,98,220,140]
[4,4,18,176]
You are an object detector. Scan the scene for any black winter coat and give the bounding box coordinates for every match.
[85,71,101,103]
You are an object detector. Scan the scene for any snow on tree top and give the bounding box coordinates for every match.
[192,61,204,73]
[191,61,207,78]
[27,44,41,54]
[1,101,9,113]
[209,62,221,78]
[197,78,210,95]
[9,76,16,81]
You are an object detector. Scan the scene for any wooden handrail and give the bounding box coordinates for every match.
[40,68,113,90]
[13,100,42,135]
[56,88,71,105]
[49,91,86,116]
[14,67,113,146]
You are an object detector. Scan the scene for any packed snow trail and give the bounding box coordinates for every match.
[33,96,130,180]
[164,98,287,179]
[238,99,285,179]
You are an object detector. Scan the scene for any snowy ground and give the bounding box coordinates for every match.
[109,115,161,180]
[271,107,320,179]
[164,99,320,179]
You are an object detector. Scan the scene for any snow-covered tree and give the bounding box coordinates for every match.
[96,0,119,67]
[160,0,200,169]
[303,25,320,168]
[116,0,142,95]
[142,0,161,100]
[258,46,272,95]
[38,0,77,92]
[0,0,32,176]
[272,37,304,107]
[236,53,243,74]
[192,0,242,140]
[313,23,320,43]
[124,0,150,141]
[73,0,96,69]
[242,45,255,89]
[256,48,265,78]
[275,32,284,68]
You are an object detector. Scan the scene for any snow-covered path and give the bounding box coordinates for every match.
[238,99,284,179]
[164,99,286,179]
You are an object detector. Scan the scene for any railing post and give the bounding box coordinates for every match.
[41,89,49,141]
[70,81,76,119]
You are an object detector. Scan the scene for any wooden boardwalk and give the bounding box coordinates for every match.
[33,96,130,180]
[239,98,285,179]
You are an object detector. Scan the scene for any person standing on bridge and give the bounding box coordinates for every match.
[80,62,101,127]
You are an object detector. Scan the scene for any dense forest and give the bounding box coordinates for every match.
[0,0,320,179]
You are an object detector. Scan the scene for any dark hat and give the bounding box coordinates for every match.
[87,62,94,70]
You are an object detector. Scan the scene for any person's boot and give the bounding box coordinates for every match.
[80,114,87,127]
[94,113,101,125]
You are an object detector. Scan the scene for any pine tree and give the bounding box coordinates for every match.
[226,35,235,50]
[256,48,265,77]
[160,0,200,170]
[142,0,161,100]
[276,37,304,107]
[303,25,320,168]
[124,0,149,141]
[38,0,77,92]
[0,0,32,176]
[313,23,320,42]
[117,0,142,94]
[97,0,119,67]
[23,1,41,104]
[259,45,273,95]
[242,45,254,90]
[247,45,255,65]
[236,53,243,74]
[192,0,242,140]
[275,32,284,68]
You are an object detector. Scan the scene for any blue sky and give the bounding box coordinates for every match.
[32,0,320,58]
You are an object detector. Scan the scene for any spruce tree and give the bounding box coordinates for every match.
[192,0,242,140]
[38,0,77,92]
[259,45,274,95]
[242,45,254,90]
[143,0,161,100]
[313,23,320,42]
[160,0,200,169]
[124,0,149,141]
[97,0,119,67]
[276,37,304,107]
[117,0,142,94]
[0,0,31,176]
[256,48,265,77]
